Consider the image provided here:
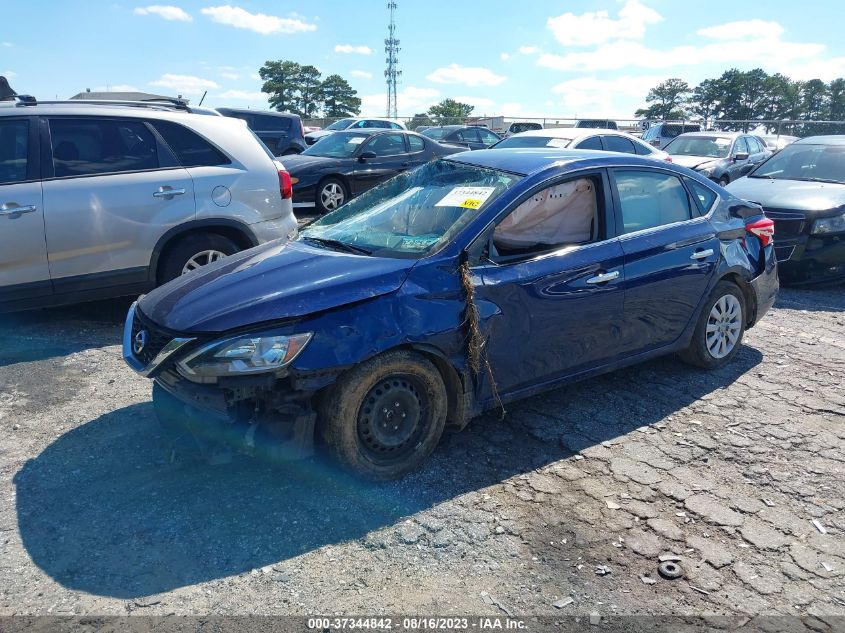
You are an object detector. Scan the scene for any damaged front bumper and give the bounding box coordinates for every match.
[776,233,845,285]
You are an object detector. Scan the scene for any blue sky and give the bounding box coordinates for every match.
[3,1,845,119]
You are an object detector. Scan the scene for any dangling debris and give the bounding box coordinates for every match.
[0,76,18,101]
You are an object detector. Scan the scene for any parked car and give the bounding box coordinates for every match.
[760,135,799,153]
[413,125,434,133]
[575,119,618,130]
[421,125,502,150]
[217,108,306,156]
[641,122,702,149]
[727,136,845,284]
[491,128,671,161]
[664,132,771,186]
[504,121,543,137]
[283,129,463,213]
[0,98,296,312]
[303,126,322,133]
[305,117,406,145]
[124,149,777,479]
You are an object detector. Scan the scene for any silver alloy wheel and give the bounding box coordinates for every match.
[705,294,742,359]
[181,249,227,275]
[320,182,345,211]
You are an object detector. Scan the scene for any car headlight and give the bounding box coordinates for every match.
[812,212,845,235]
[697,164,715,176]
[177,332,312,379]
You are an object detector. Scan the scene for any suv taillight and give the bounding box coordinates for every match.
[279,169,293,200]
[746,217,774,246]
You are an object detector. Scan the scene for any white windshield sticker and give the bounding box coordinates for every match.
[435,186,496,210]
[714,138,731,146]
[348,137,366,145]
[546,138,569,148]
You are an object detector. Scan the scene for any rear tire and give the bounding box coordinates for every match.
[717,176,730,187]
[158,233,239,285]
[318,350,448,480]
[679,281,746,369]
[315,177,348,214]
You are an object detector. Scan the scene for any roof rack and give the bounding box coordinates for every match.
[6,96,190,111]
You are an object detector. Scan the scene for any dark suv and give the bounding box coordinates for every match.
[217,108,306,156]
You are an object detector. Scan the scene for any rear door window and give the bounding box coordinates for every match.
[479,129,501,145]
[613,170,693,234]
[408,134,425,152]
[685,178,718,215]
[49,118,162,178]
[603,135,637,154]
[457,128,481,143]
[0,119,29,184]
[575,136,603,150]
[151,120,230,167]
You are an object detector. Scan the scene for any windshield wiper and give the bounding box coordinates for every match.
[794,177,844,185]
[302,236,372,255]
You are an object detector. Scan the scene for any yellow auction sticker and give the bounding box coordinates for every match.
[460,198,482,209]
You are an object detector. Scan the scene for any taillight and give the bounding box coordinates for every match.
[278,169,292,200]
[746,217,774,246]
[664,155,673,162]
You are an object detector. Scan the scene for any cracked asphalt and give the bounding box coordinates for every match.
[0,284,842,630]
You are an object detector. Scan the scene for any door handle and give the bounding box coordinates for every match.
[0,203,37,216]
[586,270,620,284]
[153,187,186,199]
[690,248,714,260]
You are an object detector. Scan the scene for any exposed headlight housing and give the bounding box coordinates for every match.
[812,212,845,235]
[177,332,312,379]
[697,164,716,176]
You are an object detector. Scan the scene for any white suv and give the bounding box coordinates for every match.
[0,98,297,312]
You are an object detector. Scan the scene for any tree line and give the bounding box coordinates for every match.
[259,60,362,118]
[637,69,845,133]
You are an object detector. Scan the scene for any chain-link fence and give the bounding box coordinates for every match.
[303,115,845,138]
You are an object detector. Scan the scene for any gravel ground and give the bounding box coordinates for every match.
[0,283,843,629]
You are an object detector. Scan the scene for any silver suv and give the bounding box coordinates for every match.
[0,98,297,312]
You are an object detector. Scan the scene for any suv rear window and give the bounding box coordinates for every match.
[662,124,701,138]
[253,115,292,132]
[49,118,161,178]
[509,122,542,134]
[152,120,230,167]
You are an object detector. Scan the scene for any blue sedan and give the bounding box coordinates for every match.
[123,149,778,479]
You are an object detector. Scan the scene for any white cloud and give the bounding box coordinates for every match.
[219,89,266,101]
[697,19,783,40]
[518,46,539,55]
[149,73,219,95]
[350,70,373,79]
[360,86,440,116]
[220,72,240,80]
[3,70,17,80]
[426,64,506,87]
[133,5,192,22]
[780,56,845,82]
[537,35,825,73]
[200,5,316,35]
[500,52,510,61]
[551,75,666,118]
[250,73,261,80]
[547,0,662,47]
[334,44,372,55]
[2,42,12,47]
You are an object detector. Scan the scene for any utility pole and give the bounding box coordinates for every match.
[385,1,401,119]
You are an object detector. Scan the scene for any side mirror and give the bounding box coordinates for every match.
[733,152,750,162]
[650,139,661,147]
[358,150,377,162]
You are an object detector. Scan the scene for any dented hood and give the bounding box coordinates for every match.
[138,239,414,333]
[670,155,719,170]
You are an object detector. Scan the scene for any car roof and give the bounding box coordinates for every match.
[512,128,632,140]
[447,148,667,177]
[0,101,225,121]
[794,135,845,145]
[675,131,743,138]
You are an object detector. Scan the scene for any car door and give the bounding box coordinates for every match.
[351,133,409,194]
[41,116,196,292]
[610,168,719,356]
[0,117,51,304]
[472,170,626,395]
[405,134,430,168]
[727,137,752,180]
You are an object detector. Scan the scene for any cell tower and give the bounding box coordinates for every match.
[385,1,401,119]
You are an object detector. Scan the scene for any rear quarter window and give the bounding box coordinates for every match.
[152,120,230,167]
